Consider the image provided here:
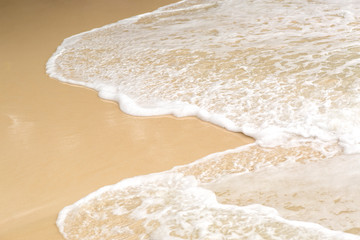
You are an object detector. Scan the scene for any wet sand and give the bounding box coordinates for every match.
[0,0,254,239]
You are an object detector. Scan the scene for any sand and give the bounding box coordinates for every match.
[0,0,254,239]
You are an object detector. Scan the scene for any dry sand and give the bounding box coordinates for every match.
[0,0,254,239]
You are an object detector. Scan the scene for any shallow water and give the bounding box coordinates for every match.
[48,0,360,239]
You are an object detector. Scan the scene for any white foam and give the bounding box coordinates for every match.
[47,0,360,153]
[47,0,360,238]
[205,154,360,234]
[55,137,359,239]
[57,171,360,239]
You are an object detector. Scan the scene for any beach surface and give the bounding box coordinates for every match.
[0,0,254,239]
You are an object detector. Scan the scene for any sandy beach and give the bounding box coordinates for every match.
[0,1,254,239]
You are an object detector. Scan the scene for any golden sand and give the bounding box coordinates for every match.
[0,0,253,239]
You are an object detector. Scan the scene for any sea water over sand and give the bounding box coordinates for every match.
[47,0,360,239]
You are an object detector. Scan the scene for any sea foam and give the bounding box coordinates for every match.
[47,0,360,153]
[47,0,360,239]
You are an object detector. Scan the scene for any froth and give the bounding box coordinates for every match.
[56,171,359,240]
[205,154,360,234]
[55,139,360,239]
[47,0,360,238]
[47,0,360,153]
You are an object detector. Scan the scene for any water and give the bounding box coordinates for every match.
[47,0,360,239]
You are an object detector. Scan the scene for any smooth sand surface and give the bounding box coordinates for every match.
[0,0,254,239]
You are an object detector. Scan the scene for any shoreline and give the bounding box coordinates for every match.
[0,1,254,239]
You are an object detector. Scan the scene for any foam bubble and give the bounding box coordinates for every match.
[205,154,360,235]
[47,0,360,153]
[57,171,360,240]
[47,0,360,238]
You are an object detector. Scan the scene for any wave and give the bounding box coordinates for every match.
[47,0,360,238]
